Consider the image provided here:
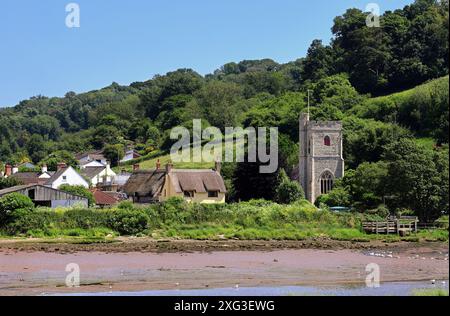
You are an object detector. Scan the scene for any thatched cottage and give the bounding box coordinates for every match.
[123,162,226,204]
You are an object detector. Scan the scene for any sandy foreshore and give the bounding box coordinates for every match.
[0,239,448,296]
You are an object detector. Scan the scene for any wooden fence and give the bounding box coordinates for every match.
[362,216,419,235]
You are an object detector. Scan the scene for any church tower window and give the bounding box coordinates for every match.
[320,171,334,195]
[324,135,331,146]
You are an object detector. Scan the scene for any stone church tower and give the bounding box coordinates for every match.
[299,113,345,203]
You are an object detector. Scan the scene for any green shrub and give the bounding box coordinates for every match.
[5,209,52,235]
[0,193,35,225]
[365,205,390,219]
[435,215,449,230]
[275,170,304,204]
[107,209,149,235]
[117,200,134,210]
[61,209,109,229]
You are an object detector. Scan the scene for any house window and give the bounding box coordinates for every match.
[208,191,219,198]
[62,176,67,181]
[324,136,331,146]
[320,171,334,195]
[184,191,194,198]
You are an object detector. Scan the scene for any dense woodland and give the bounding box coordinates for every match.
[0,0,449,220]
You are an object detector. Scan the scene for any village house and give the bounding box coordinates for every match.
[120,148,141,163]
[76,150,108,168]
[123,162,226,204]
[3,163,53,185]
[3,163,89,189]
[80,163,117,187]
[44,163,89,189]
[0,184,89,208]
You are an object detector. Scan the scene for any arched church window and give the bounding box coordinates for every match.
[324,135,331,146]
[320,171,334,195]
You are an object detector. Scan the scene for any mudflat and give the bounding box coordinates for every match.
[0,239,448,295]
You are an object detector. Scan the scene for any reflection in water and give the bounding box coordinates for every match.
[53,280,448,296]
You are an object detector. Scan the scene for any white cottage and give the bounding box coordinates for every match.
[80,164,117,187]
[44,163,89,189]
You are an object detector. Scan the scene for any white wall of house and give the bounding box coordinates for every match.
[90,166,117,186]
[50,167,89,189]
[38,173,52,179]
[120,151,137,163]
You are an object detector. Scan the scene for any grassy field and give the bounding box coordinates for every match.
[412,289,449,296]
[114,132,248,171]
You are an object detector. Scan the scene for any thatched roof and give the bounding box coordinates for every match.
[170,170,226,193]
[123,168,226,198]
[122,169,166,197]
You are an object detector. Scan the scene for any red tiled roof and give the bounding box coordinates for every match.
[92,190,119,206]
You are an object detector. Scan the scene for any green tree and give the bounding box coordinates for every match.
[41,150,78,171]
[383,138,448,221]
[347,161,389,209]
[275,169,305,204]
[103,144,125,167]
[25,134,48,164]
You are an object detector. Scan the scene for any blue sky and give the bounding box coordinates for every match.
[0,0,413,107]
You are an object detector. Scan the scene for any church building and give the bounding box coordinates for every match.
[299,113,345,203]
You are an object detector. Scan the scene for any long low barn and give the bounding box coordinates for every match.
[0,184,89,208]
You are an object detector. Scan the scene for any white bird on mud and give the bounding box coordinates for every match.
[431,279,436,285]
[235,284,239,289]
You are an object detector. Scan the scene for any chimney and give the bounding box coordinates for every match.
[5,164,12,177]
[12,165,19,174]
[215,160,222,174]
[133,164,140,171]
[41,164,48,174]
[57,162,67,171]
[156,159,161,170]
[165,162,173,173]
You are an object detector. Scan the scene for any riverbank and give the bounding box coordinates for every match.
[0,240,447,296]
[0,237,448,253]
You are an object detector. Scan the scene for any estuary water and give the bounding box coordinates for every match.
[56,280,448,296]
